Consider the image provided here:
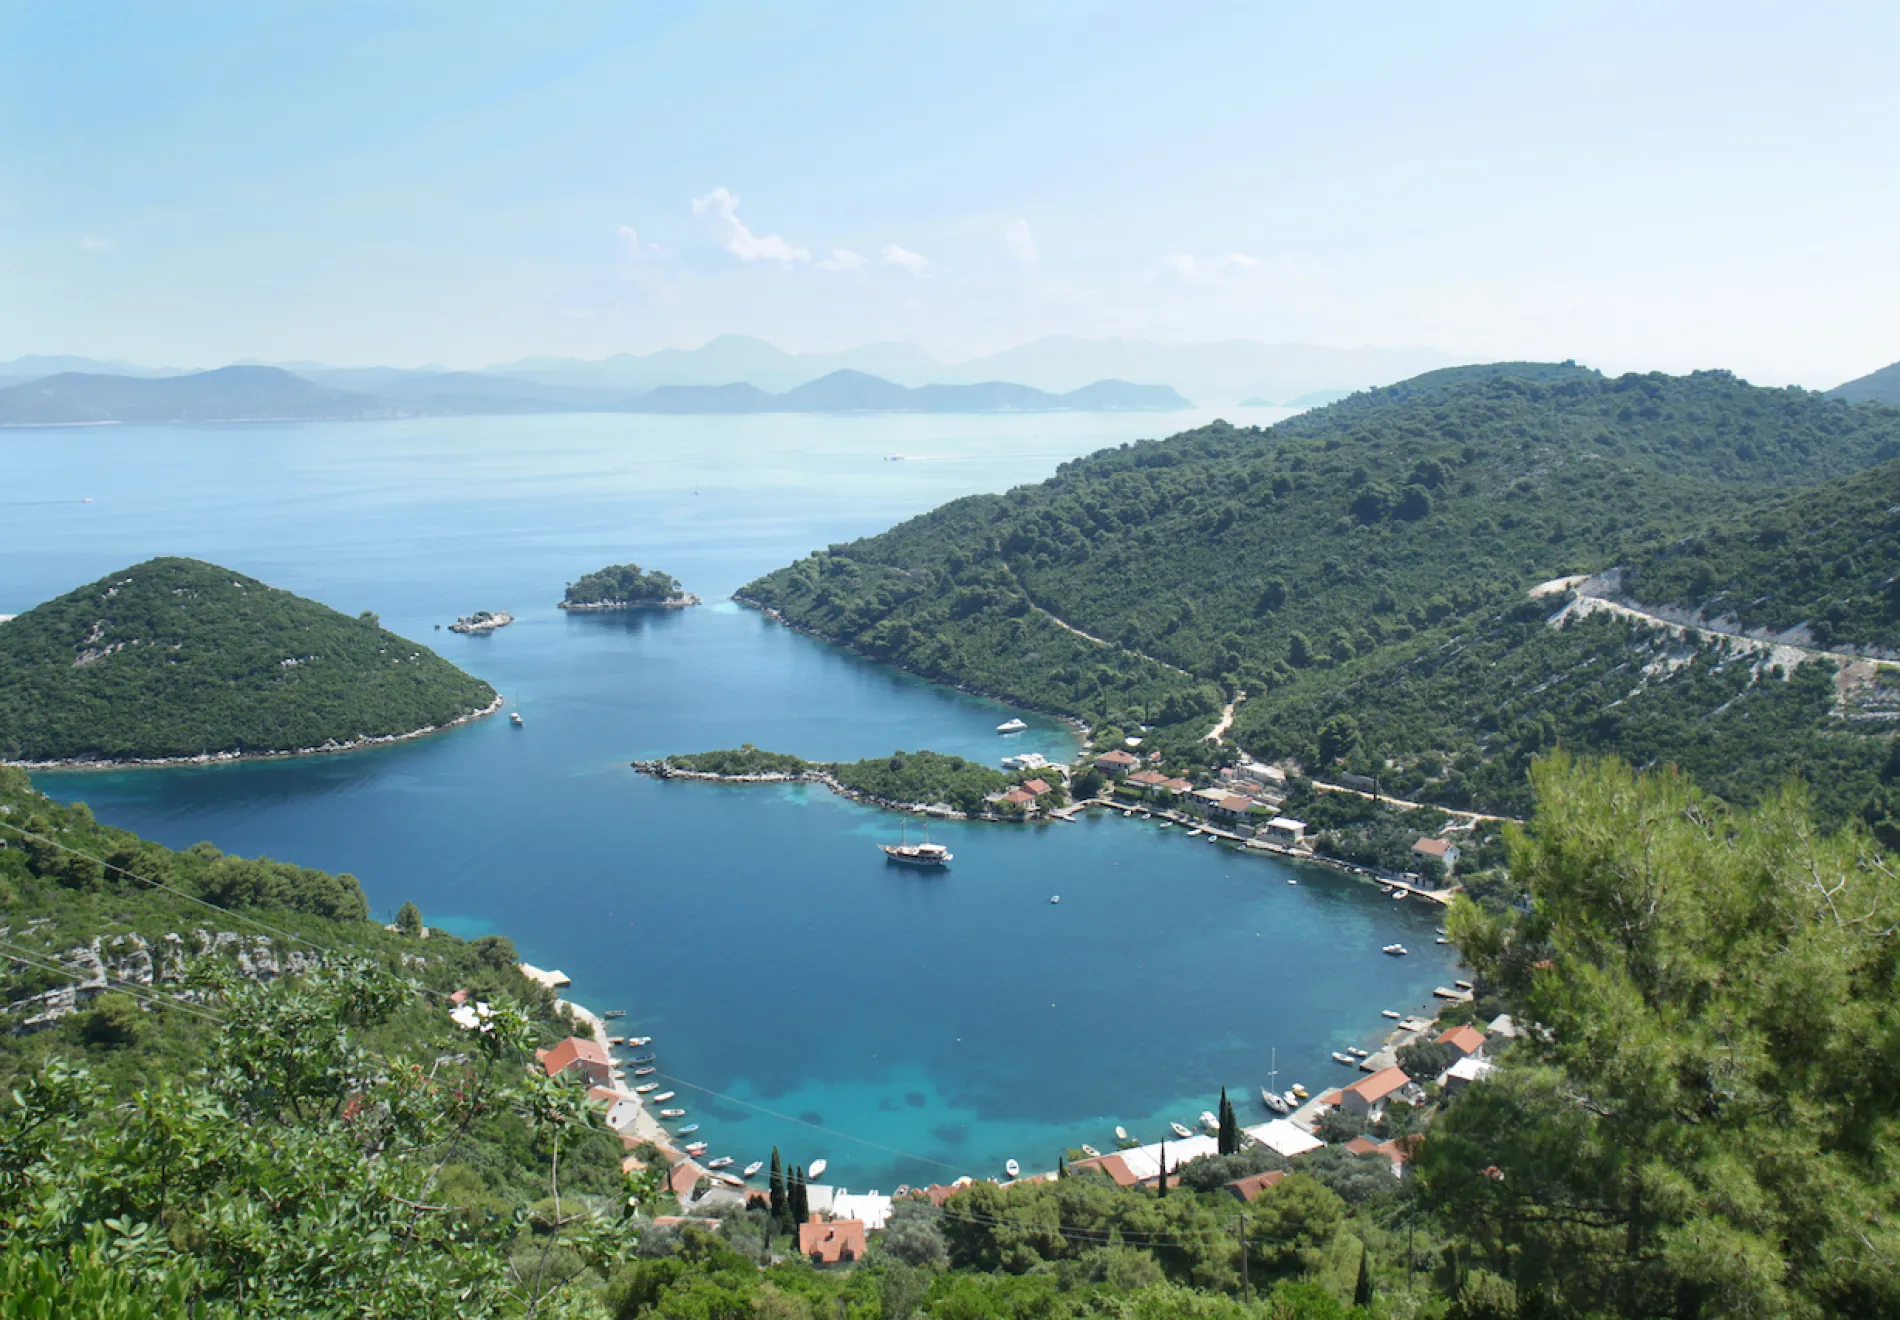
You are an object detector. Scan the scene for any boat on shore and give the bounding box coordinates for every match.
[1169,1121,1193,1139]
[1080,1144,1100,1158]
[997,718,1028,733]
[1199,1110,1219,1130]
[808,1159,828,1179]
[1004,1159,1020,1178]
[743,1161,765,1178]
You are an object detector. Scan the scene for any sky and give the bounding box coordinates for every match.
[4,1,1898,386]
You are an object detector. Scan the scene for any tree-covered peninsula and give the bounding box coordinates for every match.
[739,364,1900,823]
[641,745,1061,817]
[0,557,498,764]
[560,562,696,609]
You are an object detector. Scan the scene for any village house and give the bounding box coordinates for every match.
[1341,1065,1410,1119]
[1266,817,1309,846]
[1126,768,1169,793]
[1162,776,1195,795]
[1411,836,1461,873]
[1222,1169,1287,1203]
[1437,1023,1487,1058]
[1190,786,1233,815]
[1444,1054,1496,1093]
[830,1190,895,1230]
[1093,748,1139,776]
[1021,778,1053,797]
[799,1217,868,1266]
[535,1036,612,1087]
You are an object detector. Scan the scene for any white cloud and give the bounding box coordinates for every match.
[818,248,866,272]
[1163,252,1263,282]
[1005,219,1037,264]
[880,244,930,276]
[690,187,809,263]
[79,235,113,252]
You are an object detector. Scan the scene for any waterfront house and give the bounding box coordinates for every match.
[1213,793,1253,821]
[799,1217,867,1266]
[1069,1153,1140,1188]
[1437,1023,1487,1058]
[1245,1119,1325,1158]
[1445,1054,1496,1092]
[667,1159,708,1197]
[1126,769,1169,793]
[1266,817,1309,846]
[536,1036,612,1087]
[1232,760,1287,789]
[917,1181,975,1207]
[1191,787,1233,815]
[1094,749,1139,775]
[1411,836,1460,873]
[1001,786,1039,811]
[1162,776,1194,794]
[1341,1066,1410,1118]
[1021,778,1053,797]
[1222,1169,1287,1203]
[830,1191,894,1230]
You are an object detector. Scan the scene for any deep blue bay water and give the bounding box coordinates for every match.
[4,407,1458,1189]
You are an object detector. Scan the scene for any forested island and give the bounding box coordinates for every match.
[739,363,1900,830]
[637,744,1062,818]
[0,557,499,764]
[560,563,699,610]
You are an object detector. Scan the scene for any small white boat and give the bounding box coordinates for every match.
[1291,1084,1309,1100]
[743,1161,765,1178]
[1050,895,1060,904]
[1157,820,1172,829]
[1283,1090,1298,1108]
[676,1124,699,1135]
[1260,1089,1290,1115]
[634,1083,659,1094]
[609,1036,623,1046]
[1384,943,1409,956]
[1114,1126,1129,1142]
[1080,1144,1100,1158]
[1169,1121,1193,1139]
[510,712,523,726]
[660,1108,686,1118]
[997,718,1028,733]
[684,1141,708,1156]
[633,1066,656,1077]
[1436,937,1451,945]
[1199,1110,1219,1130]
[1188,828,1203,837]
[1348,1047,1370,1058]
[1382,1010,1402,1020]
[1287,878,1298,885]
[719,1173,746,1187]
[651,1091,676,1103]
[627,1036,653,1047]
[706,1156,735,1170]
[1004,1159,1020,1178]
[1393,891,1406,901]
[1333,1052,1356,1066]
[808,1159,828,1179]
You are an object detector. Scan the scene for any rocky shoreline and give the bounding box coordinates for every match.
[449,610,513,633]
[559,594,701,612]
[5,692,505,771]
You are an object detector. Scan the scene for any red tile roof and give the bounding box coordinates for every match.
[537,1036,611,1079]
[1344,1135,1382,1156]
[1095,749,1139,767]
[1022,778,1052,796]
[1378,1135,1422,1165]
[919,1183,968,1207]
[1003,787,1038,806]
[1223,1169,1287,1202]
[1218,794,1253,813]
[1413,837,1454,859]
[1069,1154,1139,1187]
[799,1218,867,1264]
[1437,1024,1487,1056]
[1347,1066,1411,1103]
[667,1160,705,1196]
[1163,777,1195,793]
[448,989,471,1006]
[1128,769,1168,787]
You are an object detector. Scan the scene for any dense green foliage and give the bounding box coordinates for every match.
[1427,755,1900,1317]
[0,558,496,762]
[658,746,1032,817]
[1620,457,1900,651]
[563,563,687,607]
[743,365,1900,817]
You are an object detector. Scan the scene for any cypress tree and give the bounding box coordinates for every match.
[769,1147,785,1223]
[1058,1155,1067,1179]
[790,1165,809,1225]
[1218,1086,1239,1155]
[1157,1140,1168,1197]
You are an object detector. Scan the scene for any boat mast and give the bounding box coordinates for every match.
[1268,1047,1278,1096]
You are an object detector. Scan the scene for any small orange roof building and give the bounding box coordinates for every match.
[799,1218,867,1265]
[1022,778,1053,796]
[1341,1065,1411,1116]
[1222,1169,1287,1202]
[1437,1023,1487,1058]
[535,1036,612,1087]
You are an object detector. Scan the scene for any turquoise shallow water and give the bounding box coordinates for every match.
[5,408,1457,1189]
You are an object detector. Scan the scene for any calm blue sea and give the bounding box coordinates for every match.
[4,407,1457,1190]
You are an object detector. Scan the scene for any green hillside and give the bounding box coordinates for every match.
[0,558,497,762]
[1829,358,1900,405]
[741,366,1900,817]
[1620,458,1900,652]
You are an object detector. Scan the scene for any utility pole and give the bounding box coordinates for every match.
[1238,1218,1250,1302]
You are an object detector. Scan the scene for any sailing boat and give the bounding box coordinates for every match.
[1260,1047,1290,1114]
[880,819,952,867]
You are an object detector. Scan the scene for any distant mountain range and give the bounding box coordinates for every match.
[1830,359,1900,406]
[0,364,1188,426]
[0,334,1476,408]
